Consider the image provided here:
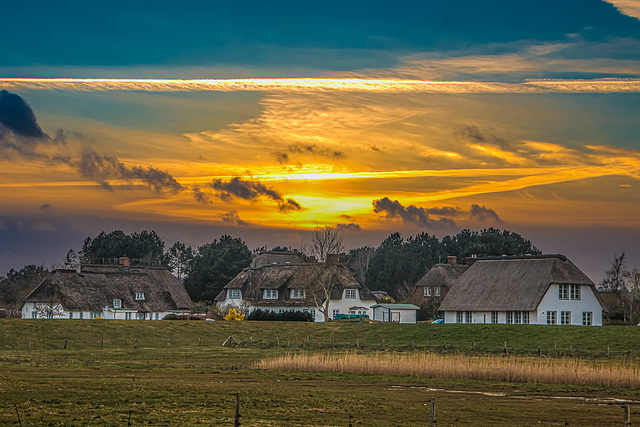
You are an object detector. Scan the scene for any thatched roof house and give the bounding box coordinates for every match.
[410,260,468,304]
[22,264,192,320]
[216,262,376,322]
[438,255,607,325]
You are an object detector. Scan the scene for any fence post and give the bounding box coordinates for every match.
[100,337,103,350]
[167,338,171,347]
[14,404,22,427]
[277,337,280,348]
[503,342,507,355]
[134,338,137,349]
[234,393,241,427]
[430,398,436,427]
[443,340,447,350]
[198,336,202,346]
[356,339,360,349]
[63,339,67,350]
[624,404,630,427]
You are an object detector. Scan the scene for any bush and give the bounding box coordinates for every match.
[163,313,178,320]
[246,309,313,321]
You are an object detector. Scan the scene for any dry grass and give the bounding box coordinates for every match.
[255,352,640,388]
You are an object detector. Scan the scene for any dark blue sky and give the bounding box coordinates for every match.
[2,0,638,72]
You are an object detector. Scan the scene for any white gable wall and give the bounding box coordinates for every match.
[537,284,603,326]
[21,301,184,320]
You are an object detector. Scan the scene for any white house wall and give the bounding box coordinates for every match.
[537,284,603,326]
[21,302,182,320]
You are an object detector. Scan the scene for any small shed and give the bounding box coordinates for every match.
[371,303,419,324]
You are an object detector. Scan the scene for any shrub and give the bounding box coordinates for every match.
[246,309,313,321]
[163,313,178,320]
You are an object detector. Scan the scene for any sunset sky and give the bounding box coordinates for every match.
[1,0,640,281]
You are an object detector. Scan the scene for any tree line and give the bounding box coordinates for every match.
[1,227,541,313]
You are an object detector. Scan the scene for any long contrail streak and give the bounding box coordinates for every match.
[1,78,640,93]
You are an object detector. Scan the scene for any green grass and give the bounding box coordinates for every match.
[1,319,640,425]
[3,318,640,357]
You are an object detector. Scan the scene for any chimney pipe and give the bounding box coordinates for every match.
[447,256,457,266]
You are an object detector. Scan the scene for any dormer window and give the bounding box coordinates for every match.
[263,289,278,299]
[113,299,122,309]
[228,289,242,299]
[344,289,357,299]
[290,289,305,299]
[135,292,145,301]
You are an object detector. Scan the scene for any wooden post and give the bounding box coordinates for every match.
[356,339,360,349]
[28,339,31,351]
[100,337,103,350]
[607,345,610,357]
[443,340,447,350]
[133,338,137,349]
[167,338,171,347]
[503,341,507,355]
[198,336,202,346]
[234,393,241,427]
[14,404,22,427]
[64,339,67,350]
[277,337,280,348]
[381,339,385,349]
[287,341,290,348]
[348,414,354,427]
[307,335,310,344]
[570,345,573,356]
[249,336,252,346]
[430,398,436,427]
[624,404,630,427]
[538,345,541,356]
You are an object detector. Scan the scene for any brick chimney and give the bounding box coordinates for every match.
[465,254,478,266]
[447,256,457,266]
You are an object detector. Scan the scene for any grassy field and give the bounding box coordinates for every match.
[1,319,640,425]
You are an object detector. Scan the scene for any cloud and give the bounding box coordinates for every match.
[336,222,361,232]
[602,0,640,21]
[0,90,45,138]
[372,197,458,228]
[76,147,183,194]
[0,90,65,160]
[219,210,250,227]
[207,176,303,212]
[2,77,640,94]
[40,203,53,213]
[469,204,502,223]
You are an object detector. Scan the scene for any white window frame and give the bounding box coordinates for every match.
[344,289,357,299]
[228,289,241,299]
[263,289,278,299]
[79,312,84,319]
[135,292,145,301]
[424,287,431,297]
[522,312,530,324]
[465,311,472,324]
[290,289,305,299]
[113,299,122,309]
[456,311,463,323]
[332,309,340,319]
[69,311,74,319]
[491,311,498,324]
[434,286,440,297]
[547,311,557,325]
[570,284,581,300]
[558,284,568,300]
[582,311,592,326]
[514,311,522,324]
[560,311,571,325]
[155,313,159,320]
[506,311,513,324]
[125,312,132,320]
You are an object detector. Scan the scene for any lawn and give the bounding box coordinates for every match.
[1,319,639,425]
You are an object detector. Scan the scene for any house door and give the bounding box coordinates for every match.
[391,312,400,323]
[383,311,389,322]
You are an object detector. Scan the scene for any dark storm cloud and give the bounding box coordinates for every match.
[208,176,303,212]
[0,90,45,138]
[76,147,183,194]
[372,197,457,228]
[0,90,65,160]
[40,203,53,213]
[337,222,361,232]
[470,204,502,223]
[192,186,213,204]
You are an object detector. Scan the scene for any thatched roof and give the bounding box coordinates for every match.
[414,263,468,289]
[217,263,375,305]
[439,255,604,312]
[23,265,193,312]
[251,252,303,268]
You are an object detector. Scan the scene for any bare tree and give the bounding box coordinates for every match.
[304,264,338,322]
[302,226,344,263]
[600,252,629,293]
[33,300,63,319]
